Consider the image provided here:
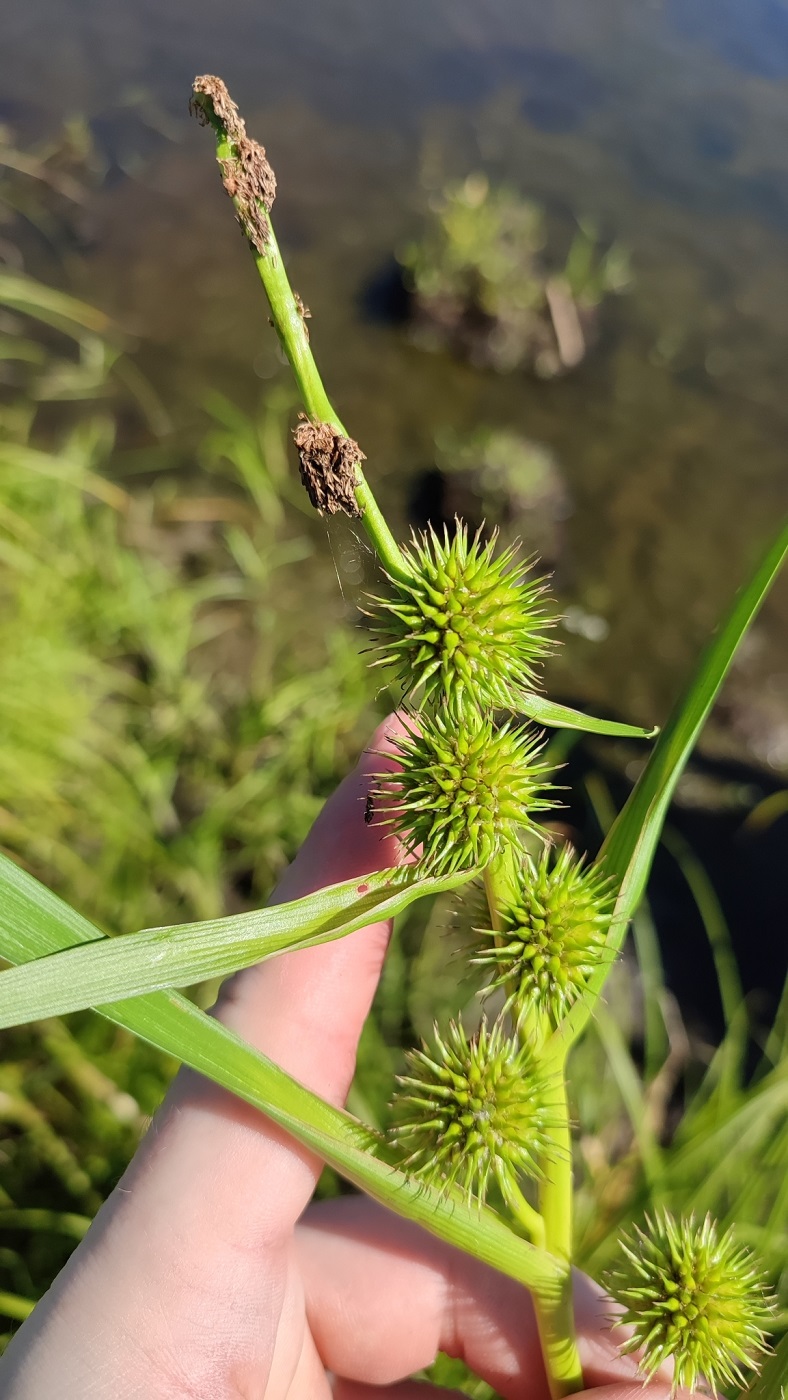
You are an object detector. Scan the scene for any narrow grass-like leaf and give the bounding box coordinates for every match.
[744,1332,788,1400]
[0,1294,35,1323]
[520,693,658,740]
[553,522,788,1052]
[0,272,111,337]
[583,771,669,1078]
[0,1209,90,1241]
[663,827,747,1103]
[662,828,743,1028]
[0,865,470,1028]
[1,443,129,511]
[0,854,563,1297]
[592,1004,663,1189]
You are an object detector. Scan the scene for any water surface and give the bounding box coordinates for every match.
[3,0,788,754]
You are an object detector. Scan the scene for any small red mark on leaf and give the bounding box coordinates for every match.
[357,883,370,895]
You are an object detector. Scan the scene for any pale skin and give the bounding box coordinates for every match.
[0,716,679,1400]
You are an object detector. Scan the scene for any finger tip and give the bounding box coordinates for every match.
[274,716,412,901]
[360,711,410,767]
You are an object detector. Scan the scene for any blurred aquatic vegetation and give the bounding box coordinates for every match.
[0,119,172,428]
[399,174,631,376]
[422,426,571,565]
[0,117,98,261]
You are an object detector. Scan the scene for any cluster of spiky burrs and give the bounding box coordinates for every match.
[370,525,609,1215]
[368,524,557,877]
[607,1212,775,1395]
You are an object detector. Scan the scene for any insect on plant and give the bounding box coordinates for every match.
[0,74,784,1400]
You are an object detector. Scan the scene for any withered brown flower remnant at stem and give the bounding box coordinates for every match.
[190,74,276,255]
[292,414,365,517]
[294,292,312,331]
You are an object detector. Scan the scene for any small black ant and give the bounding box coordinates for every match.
[364,793,375,825]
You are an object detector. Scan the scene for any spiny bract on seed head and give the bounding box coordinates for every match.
[377,708,552,874]
[391,1017,555,1204]
[606,1211,775,1396]
[474,845,613,1026]
[367,523,552,714]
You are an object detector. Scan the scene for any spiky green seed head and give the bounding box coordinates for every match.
[606,1211,775,1395]
[474,845,613,1026]
[367,523,552,714]
[391,1017,555,1204]
[377,708,552,874]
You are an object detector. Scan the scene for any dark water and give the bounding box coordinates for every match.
[3,0,788,755]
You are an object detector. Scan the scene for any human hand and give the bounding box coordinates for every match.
[0,716,676,1399]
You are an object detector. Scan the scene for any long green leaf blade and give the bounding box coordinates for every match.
[0,865,469,1027]
[743,1332,788,1400]
[0,271,111,337]
[102,984,564,1296]
[520,692,658,740]
[0,853,562,1297]
[554,522,788,1050]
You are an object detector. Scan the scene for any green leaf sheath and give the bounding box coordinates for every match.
[536,1064,582,1398]
[552,520,788,1054]
[0,852,563,1298]
[0,864,472,1028]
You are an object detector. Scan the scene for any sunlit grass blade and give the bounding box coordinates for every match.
[0,862,472,1028]
[0,1294,34,1324]
[0,1209,90,1241]
[1,442,129,511]
[591,1003,663,1190]
[744,1333,788,1400]
[662,827,747,1103]
[0,854,563,1299]
[552,521,788,1052]
[583,770,670,1079]
[764,973,788,1069]
[662,828,743,1028]
[519,693,658,740]
[0,271,111,338]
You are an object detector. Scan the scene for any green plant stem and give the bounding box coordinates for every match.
[483,849,520,922]
[487,849,582,1396]
[203,111,410,584]
[500,1174,546,1250]
[483,849,548,1048]
[537,1057,583,1398]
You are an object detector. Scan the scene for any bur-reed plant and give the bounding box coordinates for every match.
[0,76,784,1397]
